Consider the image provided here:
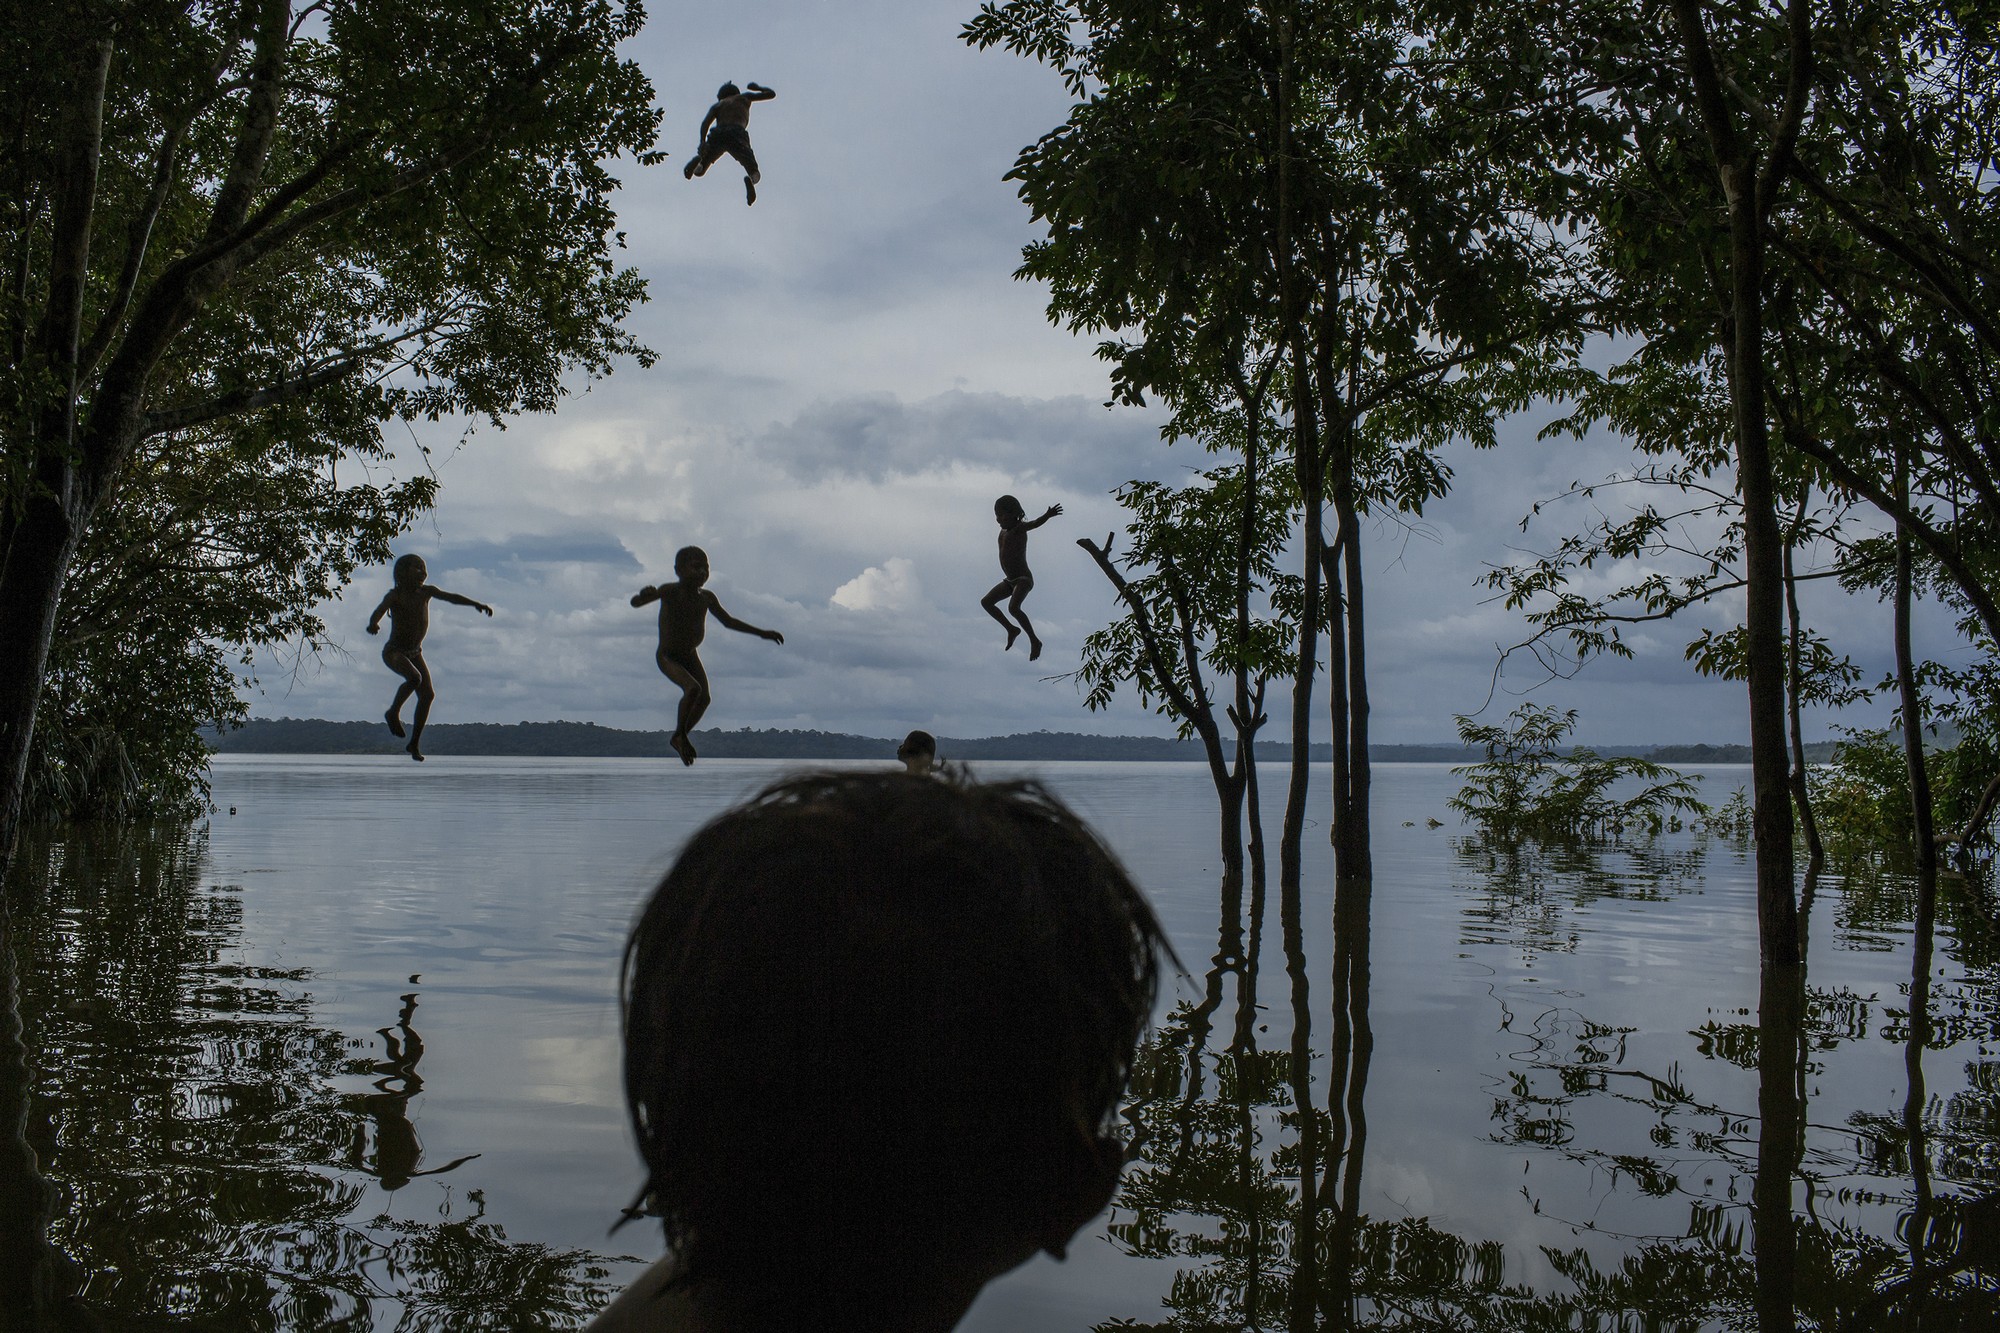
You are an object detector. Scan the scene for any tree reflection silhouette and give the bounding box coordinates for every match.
[5,826,626,1331]
[1098,845,1999,1330]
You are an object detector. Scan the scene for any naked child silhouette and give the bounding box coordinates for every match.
[981,495,1062,660]
[632,546,784,766]
[683,80,776,205]
[367,554,492,761]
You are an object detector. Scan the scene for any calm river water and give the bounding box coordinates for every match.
[6,756,1995,1329]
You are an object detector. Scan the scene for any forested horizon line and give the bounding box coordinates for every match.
[202,717,1842,764]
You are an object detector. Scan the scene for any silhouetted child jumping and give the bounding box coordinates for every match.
[588,771,1170,1332]
[632,546,783,766]
[683,81,775,205]
[981,494,1062,660]
[367,554,492,761]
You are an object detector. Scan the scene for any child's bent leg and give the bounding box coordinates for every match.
[657,652,710,765]
[406,653,437,760]
[1009,584,1043,661]
[728,143,760,203]
[383,648,422,737]
[982,581,1022,651]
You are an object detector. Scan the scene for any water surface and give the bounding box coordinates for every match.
[7,757,1994,1328]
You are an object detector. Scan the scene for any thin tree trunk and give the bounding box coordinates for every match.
[1892,453,1939,1327]
[0,494,88,871]
[1,36,112,878]
[1280,830,1320,1333]
[1665,0,1806,970]
[1753,958,1804,1333]
[1783,513,1824,882]
[1336,488,1371,881]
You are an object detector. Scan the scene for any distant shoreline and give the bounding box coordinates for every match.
[206,718,1791,764]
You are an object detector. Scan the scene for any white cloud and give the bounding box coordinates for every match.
[830,557,924,612]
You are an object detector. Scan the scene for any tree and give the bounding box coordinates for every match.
[0,0,662,872]
[966,0,1577,891]
[27,410,432,822]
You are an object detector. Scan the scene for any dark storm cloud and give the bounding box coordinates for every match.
[754,390,1167,492]
[427,534,644,577]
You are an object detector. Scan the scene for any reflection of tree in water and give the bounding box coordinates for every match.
[2,826,626,1331]
[1097,849,2000,1330]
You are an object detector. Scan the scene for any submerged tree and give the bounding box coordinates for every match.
[0,0,663,871]
[966,0,1579,892]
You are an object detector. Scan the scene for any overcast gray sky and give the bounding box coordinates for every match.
[255,0,1952,746]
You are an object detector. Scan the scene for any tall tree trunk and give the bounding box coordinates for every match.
[1666,0,1808,968]
[1783,520,1824,883]
[1280,834,1320,1333]
[1,37,113,879]
[1753,958,1804,1333]
[0,493,87,872]
[1892,453,1940,1325]
[1318,871,1373,1329]
[1335,487,1371,881]
[1893,454,1938,894]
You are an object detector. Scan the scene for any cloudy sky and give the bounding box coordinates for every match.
[257,0,1948,746]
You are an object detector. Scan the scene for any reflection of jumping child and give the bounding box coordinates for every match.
[981,495,1062,661]
[683,81,776,205]
[367,554,492,762]
[632,547,784,767]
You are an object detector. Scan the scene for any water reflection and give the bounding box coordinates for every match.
[3,825,625,1332]
[1103,835,2000,1329]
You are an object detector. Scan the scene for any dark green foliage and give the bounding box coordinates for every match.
[0,0,664,851]
[22,414,432,822]
[1450,704,1710,842]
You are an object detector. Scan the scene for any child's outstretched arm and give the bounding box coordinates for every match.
[431,588,494,616]
[707,593,783,644]
[745,82,776,100]
[631,584,662,608]
[366,594,393,635]
[1022,502,1064,530]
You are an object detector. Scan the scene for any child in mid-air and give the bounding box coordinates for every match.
[632,546,783,766]
[896,729,938,776]
[981,494,1062,660]
[367,554,492,761]
[587,771,1170,1332]
[683,81,776,205]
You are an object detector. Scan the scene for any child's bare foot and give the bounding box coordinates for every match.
[1003,625,1020,652]
[406,739,425,762]
[745,176,756,205]
[670,732,697,767]
[1028,634,1044,661]
[385,708,406,739]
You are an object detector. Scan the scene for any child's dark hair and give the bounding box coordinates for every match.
[994,494,1025,520]
[716,81,740,99]
[619,771,1168,1297]
[673,545,707,570]
[896,729,937,758]
[392,553,425,583]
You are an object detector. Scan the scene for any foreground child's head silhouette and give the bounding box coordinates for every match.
[597,772,1169,1332]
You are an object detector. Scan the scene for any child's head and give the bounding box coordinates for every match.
[620,772,1168,1315]
[673,546,709,585]
[392,553,426,587]
[716,81,740,99]
[896,729,938,775]
[994,494,1025,525]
